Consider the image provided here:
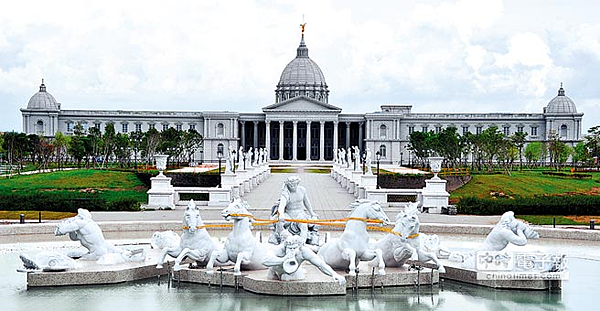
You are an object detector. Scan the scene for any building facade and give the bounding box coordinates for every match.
[21,32,584,164]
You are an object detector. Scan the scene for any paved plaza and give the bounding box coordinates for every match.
[87,169,501,226]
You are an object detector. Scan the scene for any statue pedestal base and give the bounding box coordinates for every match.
[421,177,449,214]
[147,174,174,209]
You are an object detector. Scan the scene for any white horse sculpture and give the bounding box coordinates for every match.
[206,199,275,276]
[317,200,390,276]
[55,208,145,264]
[374,202,445,273]
[156,200,218,271]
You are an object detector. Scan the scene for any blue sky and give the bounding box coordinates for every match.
[1,0,598,133]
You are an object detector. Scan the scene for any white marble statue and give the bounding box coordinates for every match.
[353,146,361,171]
[54,208,145,264]
[317,200,390,276]
[339,148,346,167]
[365,148,373,175]
[346,147,352,168]
[259,148,265,164]
[481,211,539,251]
[371,202,446,273]
[17,252,77,272]
[254,148,260,166]
[225,145,235,174]
[206,199,276,276]
[156,200,219,271]
[274,176,318,242]
[263,235,346,285]
[151,230,181,250]
[333,149,338,165]
[265,147,270,162]
[237,146,244,169]
[246,147,253,167]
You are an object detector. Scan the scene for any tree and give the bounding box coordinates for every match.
[524,142,542,167]
[113,133,131,167]
[129,131,144,168]
[182,129,203,164]
[408,131,434,166]
[101,123,116,168]
[585,126,600,165]
[87,127,103,167]
[547,132,567,170]
[142,128,161,167]
[436,127,461,167]
[53,132,69,170]
[479,126,504,170]
[68,124,87,168]
[572,142,589,166]
[510,131,527,170]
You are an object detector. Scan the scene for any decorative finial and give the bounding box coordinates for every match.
[558,82,565,96]
[42,78,44,85]
[39,78,46,92]
[300,22,306,35]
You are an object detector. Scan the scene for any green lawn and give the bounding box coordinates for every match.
[271,168,298,173]
[450,171,600,199]
[0,210,76,220]
[0,169,148,206]
[518,215,586,226]
[305,168,331,174]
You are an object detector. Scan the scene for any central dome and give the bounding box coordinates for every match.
[275,34,329,103]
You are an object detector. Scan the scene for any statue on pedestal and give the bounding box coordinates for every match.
[353,146,361,171]
[365,148,373,175]
[247,147,253,167]
[237,146,244,169]
[346,147,352,168]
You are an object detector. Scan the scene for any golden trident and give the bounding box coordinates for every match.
[300,23,306,34]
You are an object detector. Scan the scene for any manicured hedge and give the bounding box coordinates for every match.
[135,172,220,188]
[457,195,600,215]
[541,171,592,179]
[0,193,140,212]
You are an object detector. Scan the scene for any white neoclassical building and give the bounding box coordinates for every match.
[21,31,584,164]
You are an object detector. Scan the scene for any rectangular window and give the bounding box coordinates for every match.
[122,123,128,133]
[67,122,74,132]
[176,124,182,131]
[162,124,169,131]
[94,123,101,129]
[462,126,469,135]
[476,126,482,135]
[408,126,414,134]
[135,124,142,132]
[435,126,442,134]
[503,126,510,136]
[531,127,538,136]
[421,126,428,132]
[149,124,155,130]
[189,124,196,131]
[517,126,523,133]
[81,123,88,131]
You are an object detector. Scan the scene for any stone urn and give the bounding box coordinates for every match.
[154,154,168,176]
[429,157,444,179]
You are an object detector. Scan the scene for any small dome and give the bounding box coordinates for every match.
[275,33,329,103]
[27,81,59,110]
[545,84,577,114]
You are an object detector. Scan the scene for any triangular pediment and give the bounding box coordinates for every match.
[262,96,341,113]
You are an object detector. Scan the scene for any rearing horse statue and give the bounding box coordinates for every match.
[156,200,218,271]
[317,200,390,276]
[206,199,276,276]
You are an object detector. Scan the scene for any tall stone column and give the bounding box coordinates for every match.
[319,121,325,161]
[292,121,298,161]
[265,120,271,159]
[240,121,246,149]
[306,121,312,161]
[345,122,351,148]
[359,122,364,151]
[253,121,259,148]
[279,120,284,160]
[333,121,338,153]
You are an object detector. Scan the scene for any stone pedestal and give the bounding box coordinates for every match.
[221,173,238,188]
[361,174,377,189]
[421,177,449,214]
[146,174,175,209]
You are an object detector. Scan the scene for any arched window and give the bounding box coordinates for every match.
[217,123,224,136]
[217,143,224,156]
[380,124,387,139]
[560,124,567,138]
[379,145,387,158]
[36,120,44,134]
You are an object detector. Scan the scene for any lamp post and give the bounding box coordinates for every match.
[400,152,404,167]
[217,150,223,188]
[376,151,381,189]
[232,150,236,173]
[243,152,247,170]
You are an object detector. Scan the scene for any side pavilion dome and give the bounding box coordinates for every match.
[275,32,329,104]
[27,80,60,110]
[545,84,577,114]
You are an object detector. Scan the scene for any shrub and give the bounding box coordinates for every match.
[0,193,140,212]
[457,195,600,215]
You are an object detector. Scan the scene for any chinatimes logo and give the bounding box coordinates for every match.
[475,251,568,281]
